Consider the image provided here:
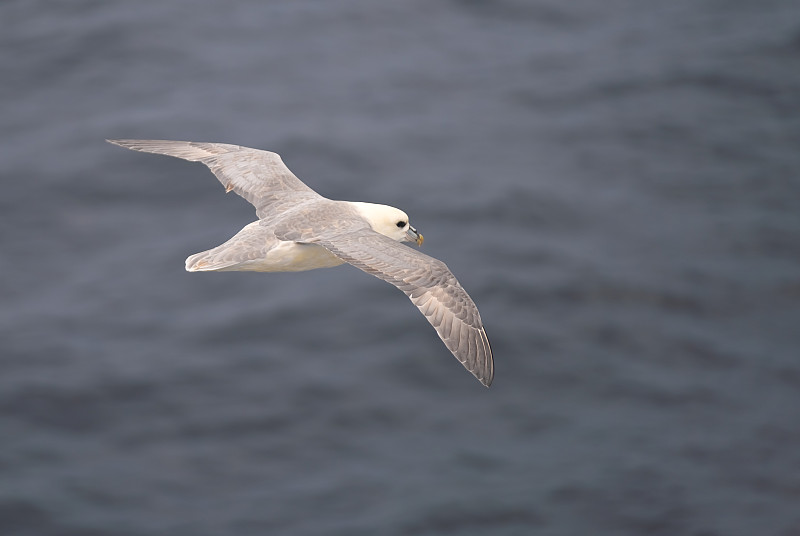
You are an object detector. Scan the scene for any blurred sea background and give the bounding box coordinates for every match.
[2,1,800,535]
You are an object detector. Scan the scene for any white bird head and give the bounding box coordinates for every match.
[351,202,424,246]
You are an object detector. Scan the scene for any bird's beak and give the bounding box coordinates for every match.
[407,226,424,247]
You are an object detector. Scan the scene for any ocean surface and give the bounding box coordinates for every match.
[2,1,800,535]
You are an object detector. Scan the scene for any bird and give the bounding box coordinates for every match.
[107,139,494,387]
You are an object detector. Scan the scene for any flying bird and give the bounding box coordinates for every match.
[108,139,493,386]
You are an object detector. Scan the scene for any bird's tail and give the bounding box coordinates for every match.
[185,249,241,272]
[184,221,269,272]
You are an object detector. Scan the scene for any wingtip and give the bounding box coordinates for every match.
[476,370,493,388]
[107,139,158,148]
[106,139,131,148]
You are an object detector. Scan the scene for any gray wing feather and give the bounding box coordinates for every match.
[106,139,320,218]
[312,229,494,387]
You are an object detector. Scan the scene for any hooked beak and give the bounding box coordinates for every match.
[406,225,424,246]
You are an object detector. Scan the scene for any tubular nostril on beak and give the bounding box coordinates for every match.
[406,226,423,246]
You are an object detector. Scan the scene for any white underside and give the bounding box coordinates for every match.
[231,241,343,272]
[188,240,344,273]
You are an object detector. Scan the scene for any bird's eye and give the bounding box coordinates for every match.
[396,221,406,228]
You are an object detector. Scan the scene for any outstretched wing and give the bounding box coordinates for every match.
[313,229,494,387]
[107,139,320,218]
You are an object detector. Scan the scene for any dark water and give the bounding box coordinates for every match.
[2,1,800,534]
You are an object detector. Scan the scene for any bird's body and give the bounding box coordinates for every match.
[186,220,344,273]
[108,139,494,386]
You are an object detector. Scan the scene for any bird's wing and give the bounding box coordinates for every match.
[107,139,320,218]
[307,227,493,387]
